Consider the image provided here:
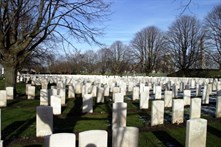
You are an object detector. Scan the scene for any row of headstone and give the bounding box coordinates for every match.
[151,98,202,126]
[37,105,138,147]
[44,127,138,147]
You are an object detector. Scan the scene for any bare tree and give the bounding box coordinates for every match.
[109,41,128,75]
[96,47,112,74]
[204,4,221,69]
[0,0,109,88]
[82,50,98,73]
[166,15,204,76]
[131,26,165,75]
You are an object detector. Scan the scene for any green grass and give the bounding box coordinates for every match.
[1,80,221,146]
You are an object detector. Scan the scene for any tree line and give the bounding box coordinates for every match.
[32,3,221,76]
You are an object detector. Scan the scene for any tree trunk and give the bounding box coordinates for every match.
[4,64,17,89]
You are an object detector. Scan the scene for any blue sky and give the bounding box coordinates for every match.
[70,0,221,52]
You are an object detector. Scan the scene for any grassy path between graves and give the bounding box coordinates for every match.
[0,80,221,146]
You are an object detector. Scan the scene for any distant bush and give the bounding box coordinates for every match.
[167,69,221,78]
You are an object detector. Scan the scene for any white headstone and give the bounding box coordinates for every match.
[36,106,53,137]
[172,99,184,124]
[47,133,76,147]
[202,84,209,104]
[140,87,149,109]
[75,82,82,94]
[97,87,104,103]
[113,87,121,94]
[112,127,139,147]
[172,84,177,98]
[79,130,107,147]
[91,85,98,97]
[41,80,48,89]
[216,95,221,118]
[0,109,2,145]
[185,118,207,147]
[133,87,140,100]
[151,100,164,126]
[164,91,173,107]
[58,89,66,105]
[82,94,93,113]
[26,84,31,95]
[27,86,35,99]
[68,85,75,99]
[40,89,49,106]
[50,95,61,115]
[195,84,201,96]
[155,86,162,99]
[112,102,127,128]
[6,87,13,100]
[113,92,124,103]
[0,90,7,107]
[190,98,201,119]
[104,85,110,97]
[183,90,191,106]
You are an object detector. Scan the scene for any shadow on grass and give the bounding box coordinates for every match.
[3,117,35,146]
[153,131,184,147]
[104,96,112,147]
[24,145,42,147]
[207,125,221,138]
[53,94,83,133]
[6,100,21,107]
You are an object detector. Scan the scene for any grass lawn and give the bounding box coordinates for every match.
[0,80,221,146]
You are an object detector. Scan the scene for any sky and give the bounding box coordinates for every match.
[70,0,221,52]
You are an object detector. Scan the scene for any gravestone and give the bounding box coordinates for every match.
[0,109,2,146]
[164,91,173,107]
[185,118,207,147]
[27,86,35,99]
[151,100,164,126]
[139,87,149,109]
[113,92,124,103]
[183,90,191,106]
[36,106,53,137]
[172,99,184,124]
[216,92,221,118]
[202,84,209,104]
[41,80,48,89]
[0,90,7,107]
[26,84,31,95]
[97,87,104,103]
[46,133,76,147]
[133,86,140,100]
[50,95,61,115]
[85,82,92,94]
[155,86,162,99]
[40,89,49,106]
[50,88,58,96]
[79,130,107,147]
[112,102,127,128]
[113,86,121,94]
[172,84,177,98]
[82,94,93,113]
[6,87,14,100]
[75,82,82,94]
[208,83,212,95]
[91,85,97,97]
[195,84,201,96]
[58,89,66,105]
[112,127,139,147]
[68,85,75,99]
[190,98,201,119]
[104,85,110,97]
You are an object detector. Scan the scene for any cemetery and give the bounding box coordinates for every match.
[0,74,220,146]
[1,0,221,147]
